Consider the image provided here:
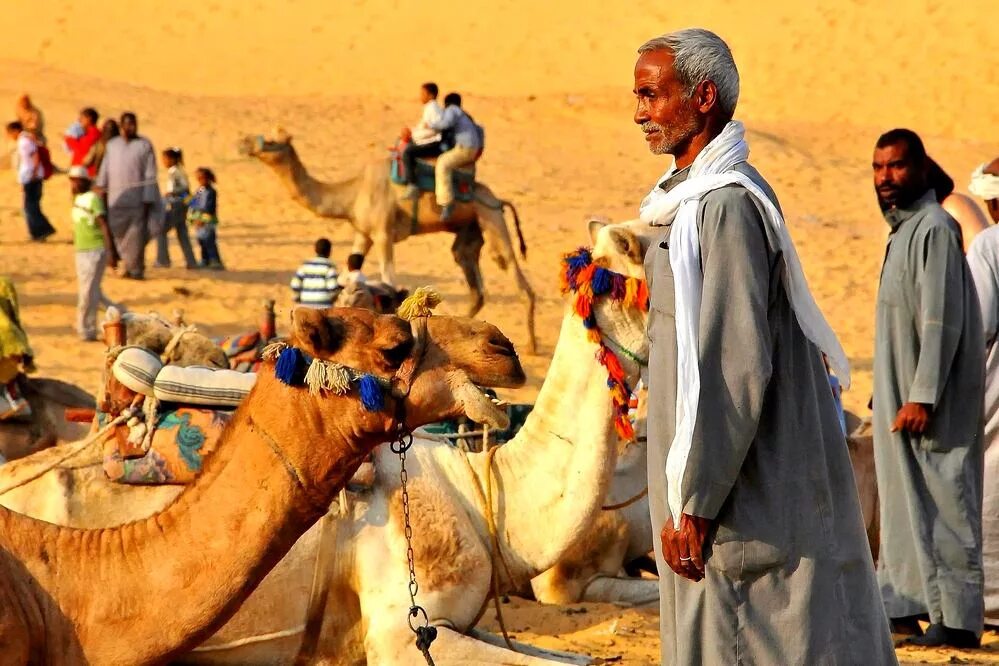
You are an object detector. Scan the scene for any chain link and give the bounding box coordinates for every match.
[392,425,437,665]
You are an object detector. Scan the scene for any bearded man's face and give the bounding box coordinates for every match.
[633,50,700,156]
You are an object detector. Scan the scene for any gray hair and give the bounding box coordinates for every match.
[638,28,740,120]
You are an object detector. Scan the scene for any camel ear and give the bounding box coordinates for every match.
[292,308,345,357]
[586,215,613,243]
[607,227,644,265]
[273,126,292,144]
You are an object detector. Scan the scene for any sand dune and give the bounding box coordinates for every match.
[2,1,998,662]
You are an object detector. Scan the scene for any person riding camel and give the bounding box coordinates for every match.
[424,92,484,222]
[0,277,36,420]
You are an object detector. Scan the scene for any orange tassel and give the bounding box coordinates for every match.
[574,295,591,320]
[635,281,650,311]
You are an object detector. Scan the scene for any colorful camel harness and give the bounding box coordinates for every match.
[560,247,649,442]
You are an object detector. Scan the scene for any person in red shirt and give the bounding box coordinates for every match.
[64,107,101,177]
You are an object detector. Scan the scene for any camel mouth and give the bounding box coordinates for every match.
[451,373,511,430]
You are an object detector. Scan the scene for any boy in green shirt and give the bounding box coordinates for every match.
[69,165,119,341]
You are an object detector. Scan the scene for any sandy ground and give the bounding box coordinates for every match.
[2,0,998,662]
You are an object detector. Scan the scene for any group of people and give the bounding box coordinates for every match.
[289,238,367,309]
[397,82,485,221]
[5,100,226,342]
[636,28,999,664]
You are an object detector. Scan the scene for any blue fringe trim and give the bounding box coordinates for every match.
[275,347,306,385]
[358,374,385,412]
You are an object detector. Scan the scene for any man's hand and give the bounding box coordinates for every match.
[892,402,931,434]
[400,127,412,142]
[660,513,712,581]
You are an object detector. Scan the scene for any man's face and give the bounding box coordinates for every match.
[633,50,700,156]
[873,142,926,210]
[121,116,138,139]
[80,113,92,128]
[419,87,432,104]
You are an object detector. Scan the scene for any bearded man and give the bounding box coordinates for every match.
[636,28,895,664]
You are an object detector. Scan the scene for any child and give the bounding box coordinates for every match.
[186,167,224,270]
[69,165,119,341]
[158,148,198,269]
[0,277,35,419]
[337,253,368,288]
[290,238,339,308]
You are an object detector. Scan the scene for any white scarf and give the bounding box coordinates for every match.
[970,163,999,200]
[639,121,850,525]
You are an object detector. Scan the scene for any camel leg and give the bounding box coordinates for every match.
[579,575,660,607]
[350,232,373,258]
[513,262,538,355]
[374,234,397,286]
[452,224,485,317]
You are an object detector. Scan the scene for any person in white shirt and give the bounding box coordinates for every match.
[336,252,368,289]
[5,120,55,241]
[401,82,443,199]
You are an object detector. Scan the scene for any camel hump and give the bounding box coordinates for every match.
[23,377,96,409]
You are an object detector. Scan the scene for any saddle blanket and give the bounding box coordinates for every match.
[389,152,475,203]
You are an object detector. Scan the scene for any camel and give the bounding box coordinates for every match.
[237,130,538,353]
[0,305,525,665]
[0,378,94,463]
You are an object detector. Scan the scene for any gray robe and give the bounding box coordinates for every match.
[645,163,894,665]
[95,135,160,276]
[961,223,999,625]
[873,190,985,633]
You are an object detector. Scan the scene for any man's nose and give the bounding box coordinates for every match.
[634,101,649,125]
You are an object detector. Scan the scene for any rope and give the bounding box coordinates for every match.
[460,446,517,651]
[190,627,306,652]
[601,486,649,511]
[0,413,127,495]
[161,324,197,363]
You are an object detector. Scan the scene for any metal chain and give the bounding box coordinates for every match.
[391,425,438,664]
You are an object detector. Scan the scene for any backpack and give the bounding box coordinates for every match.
[37,144,55,180]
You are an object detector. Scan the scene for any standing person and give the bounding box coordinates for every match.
[187,167,223,270]
[68,166,119,341]
[91,119,119,177]
[156,148,197,269]
[15,94,45,145]
[966,155,999,628]
[635,29,895,664]
[95,112,159,280]
[400,82,444,199]
[926,157,990,251]
[0,277,35,420]
[872,128,985,648]
[426,92,483,221]
[5,121,55,242]
[64,108,102,178]
[290,238,339,308]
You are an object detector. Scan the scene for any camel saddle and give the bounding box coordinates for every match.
[388,151,476,203]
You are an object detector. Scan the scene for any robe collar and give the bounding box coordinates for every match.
[658,165,691,193]
[882,189,937,230]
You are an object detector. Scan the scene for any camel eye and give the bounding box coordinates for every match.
[381,339,414,368]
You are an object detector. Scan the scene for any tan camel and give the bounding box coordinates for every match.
[237,130,538,353]
[0,306,525,665]
[0,378,94,463]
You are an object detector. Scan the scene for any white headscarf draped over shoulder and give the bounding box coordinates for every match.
[970,163,999,201]
[639,120,851,525]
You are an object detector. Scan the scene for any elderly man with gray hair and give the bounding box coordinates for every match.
[633,28,895,663]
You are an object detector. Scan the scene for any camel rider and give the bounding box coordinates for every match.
[401,82,443,200]
[425,92,484,222]
[0,277,35,420]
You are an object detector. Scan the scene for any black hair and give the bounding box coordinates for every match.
[925,157,955,203]
[162,147,184,165]
[81,107,99,124]
[422,82,439,98]
[120,111,137,125]
[875,128,927,164]
[443,92,462,108]
[196,167,217,184]
[347,253,364,271]
[315,238,332,258]
[6,121,23,133]
[102,119,120,140]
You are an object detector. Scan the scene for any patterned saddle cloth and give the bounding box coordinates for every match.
[101,407,233,485]
[214,331,267,373]
[388,150,476,203]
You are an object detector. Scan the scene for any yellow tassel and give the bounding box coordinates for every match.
[262,340,289,361]
[305,359,353,395]
[397,286,442,320]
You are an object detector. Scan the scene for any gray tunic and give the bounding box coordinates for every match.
[645,163,895,665]
[95,135,159,275]
[873,190,985,633]
[959,223,998,624]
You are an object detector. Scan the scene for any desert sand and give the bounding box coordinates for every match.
[1,0,997,663]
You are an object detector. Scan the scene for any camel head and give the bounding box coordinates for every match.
[286,307,525,431]
[237,129,294,166]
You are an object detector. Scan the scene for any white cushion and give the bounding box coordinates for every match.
[153,365,257,407]
[112,347,163,397]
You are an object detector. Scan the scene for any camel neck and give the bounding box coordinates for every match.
[0,374,372,663]
[277,147,359,219]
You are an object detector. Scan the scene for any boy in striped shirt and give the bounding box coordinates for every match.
[290,238,339,308]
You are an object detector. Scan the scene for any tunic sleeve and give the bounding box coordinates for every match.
[908,223,966,406]
[967,235,999,346]
[682,188,774,520]
[141,141,158,204]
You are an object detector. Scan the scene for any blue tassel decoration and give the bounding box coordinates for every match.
[591,267,612,295]
[358,374,385,412]
[275,347,306,385]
